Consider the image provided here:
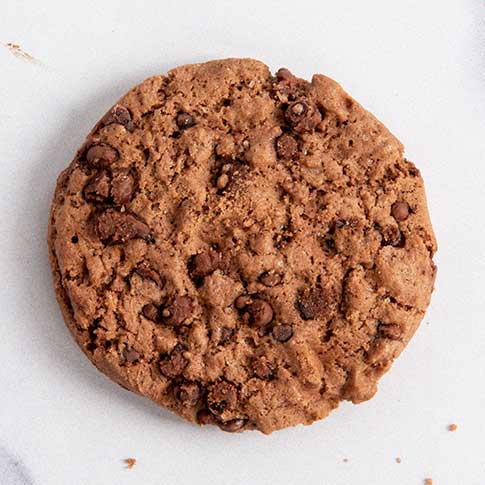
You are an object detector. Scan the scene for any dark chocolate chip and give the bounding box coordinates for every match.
[83,171,111,203]
[123,348,140,363]
[276,67,294,81]
[197,409,215,425]
[111,170,135,206]
[297,287,332,320]
[218,418,247,432]
[235,295,252,309]
[136,263,163,287]
[243,299,273,327]
[159,344,188,378]
[175,382,200,406]
[260,271,282,287]
[103,104,132,127]
[219,327,234,345]
[162,295,194,326]
[381,225,403,247]
[276,133,298,160]
[207,381,238,415]
[176,112,195,129]
[391,202,410,222]
[190,249,221,278]
[285,100,322,133]
[272,324,293,342]
[95,209,150,244]
[142,303,159,321]
[86,145,119,165]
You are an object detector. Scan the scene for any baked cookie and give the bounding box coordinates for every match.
[48,58,437,434]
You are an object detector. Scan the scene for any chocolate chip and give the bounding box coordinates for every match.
[260,271,282,287]
[379,323,402,340]
[297,287,331,320]
[219,327,234,345]
[235,295,252,309]
[176,112,195,129]
[83,171,110,203]
[190,249,221,278]
[123,348,140,363]
[103,104,132,128]
[142,303,159,321]
[207,381,238,415]
[175,382,200,406]
[276,133,298,160]
[136,263,163,286]
[159,344,188,378]
[197,409,215,425]
[86,145,119,165]
[243,299,273,327]
[162,295,194,326]
[111,170,135,205]
[218,418,247,433]
[272,324,293,342]
[285,100,322,133]
[95,209,150,244]
[391,201,410,222]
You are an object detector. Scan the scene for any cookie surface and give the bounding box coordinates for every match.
[48,58,436,434]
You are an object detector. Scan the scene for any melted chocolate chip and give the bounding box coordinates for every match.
[103,104,133,128]
[197,409,215,425]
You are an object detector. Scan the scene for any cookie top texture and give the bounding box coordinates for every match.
[48,58,436,434]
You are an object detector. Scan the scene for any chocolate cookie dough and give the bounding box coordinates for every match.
[48,58,436,434]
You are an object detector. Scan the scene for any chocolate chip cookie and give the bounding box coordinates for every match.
[48,58,437,434]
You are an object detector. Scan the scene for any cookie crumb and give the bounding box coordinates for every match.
[2,42,36,62]
[123,458,136,469]
[395,457,401,464]
[448,423,458,432]
[424,479,432,485]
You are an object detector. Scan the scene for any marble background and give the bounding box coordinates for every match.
[1,1,484,484]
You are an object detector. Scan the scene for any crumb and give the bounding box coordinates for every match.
[2,42,36,62]
[343,458,348,463]
[424,479,432,485]
[395,457,401,464]
[448,423,458,432]
[123,458,136,469]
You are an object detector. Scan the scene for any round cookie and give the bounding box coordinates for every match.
[48,58,437,434]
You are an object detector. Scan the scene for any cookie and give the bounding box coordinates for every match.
[48,58,437,434]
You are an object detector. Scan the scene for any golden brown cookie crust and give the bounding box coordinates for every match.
[48,58,436,434]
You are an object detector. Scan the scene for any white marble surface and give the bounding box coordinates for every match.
[1,1,484,484]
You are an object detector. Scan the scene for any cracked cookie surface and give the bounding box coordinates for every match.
[48,58,436,434]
